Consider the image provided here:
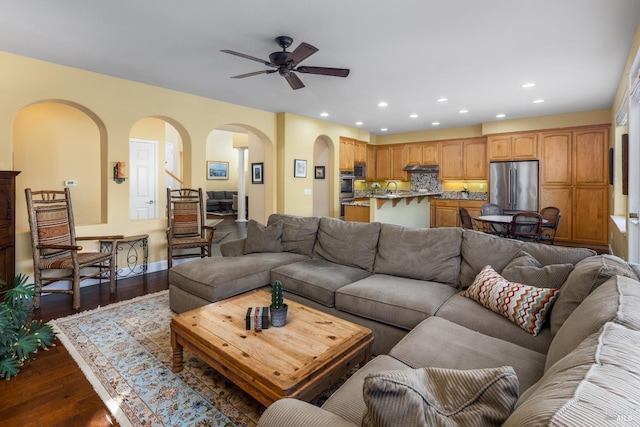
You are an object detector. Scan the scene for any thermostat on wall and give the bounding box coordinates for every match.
[64,180,77,187]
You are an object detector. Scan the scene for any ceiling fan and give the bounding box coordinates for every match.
[221,36,350,90]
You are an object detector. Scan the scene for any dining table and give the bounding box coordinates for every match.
[475,214,548,237]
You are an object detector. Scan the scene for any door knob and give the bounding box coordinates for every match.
[147,200,154,204]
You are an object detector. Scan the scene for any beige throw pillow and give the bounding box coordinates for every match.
[501,250,573,289]
[362,366,519,427]
[243,219,283,254]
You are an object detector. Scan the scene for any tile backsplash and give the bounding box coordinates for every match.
[410,172,442,193]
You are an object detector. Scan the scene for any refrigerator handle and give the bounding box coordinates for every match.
[512,168,518,210]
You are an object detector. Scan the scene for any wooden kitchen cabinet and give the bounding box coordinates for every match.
[573,187,608,243]
[339,137,355,171]
[463,139,488,179]
[366,145,377,181]
[434,200,460,228]
[541,131,572,186]
[422,143,439,164]
[354,140,367,164]
[375,146,390,180]
[540,186,572,241]
[439,141,464,180]
[406,143,422,165]
[390,145,407,180]
[488,133,538,161]
[573,128,608,186]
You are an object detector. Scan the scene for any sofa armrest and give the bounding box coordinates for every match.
[220,238,246,256]
[258,399,357,427]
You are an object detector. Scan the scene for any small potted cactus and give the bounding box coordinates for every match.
[270,280,288,327]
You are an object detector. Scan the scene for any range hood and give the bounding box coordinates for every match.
[402,164,439,172]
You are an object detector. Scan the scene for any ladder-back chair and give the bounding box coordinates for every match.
[510,211,543,242]
[25,188,120,310]
[166,188,216,268]
[540,206,561,245]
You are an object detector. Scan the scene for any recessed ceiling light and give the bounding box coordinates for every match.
[432,122,440,126]
[320,112,329,117]
[381,128,388,132]
[533,99,545,104]
[378,101,388,107]
[521,83,536,88]
[409,114,418,119]
[355,121,363,126]
[496,113,506,118]
[459,109,469,114]
[437,97,448,102]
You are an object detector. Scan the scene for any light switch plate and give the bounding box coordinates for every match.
[304,189,312,195]
[64,180,77,187]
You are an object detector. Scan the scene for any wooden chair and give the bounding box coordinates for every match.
[25,188,121,310]
[166,188,216,268]
[458,207,477,230]
[480,203,508,236]
[539,206,561,245]
[510,211,543,242]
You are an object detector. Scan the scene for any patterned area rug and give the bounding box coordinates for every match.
[50,291,264,427]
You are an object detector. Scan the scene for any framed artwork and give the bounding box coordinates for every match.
[314,166,325,179]
[207,161,229,180]
[251,162,264,184]
[294,159,307,178]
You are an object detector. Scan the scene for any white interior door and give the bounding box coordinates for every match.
[130,138,158,220]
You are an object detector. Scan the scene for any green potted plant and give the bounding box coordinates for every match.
[270,280,288,327]
[0,274,56,379]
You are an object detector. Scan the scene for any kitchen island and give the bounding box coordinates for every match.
[343,191,441,228]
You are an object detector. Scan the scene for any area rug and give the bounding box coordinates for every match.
[211,231,231,244]
[49,291,264,427]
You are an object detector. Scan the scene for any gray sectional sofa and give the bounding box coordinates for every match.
[205,190,237,212]
[168,214,640,426]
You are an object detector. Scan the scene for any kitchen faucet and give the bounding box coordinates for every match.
[384,181,398,195]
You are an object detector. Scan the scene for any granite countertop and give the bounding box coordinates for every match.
[369,190,442,200]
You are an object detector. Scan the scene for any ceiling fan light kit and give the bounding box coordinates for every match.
[222,36,350,90]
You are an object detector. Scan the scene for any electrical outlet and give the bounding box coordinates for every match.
[479,183,485,190]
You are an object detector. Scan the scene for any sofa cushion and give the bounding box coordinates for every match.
[519,242,595,267]
[268,214,320,257]
[335,274,458,330]
[506,322,640,427]
[168,252,308,306]
[500,250,573,289]
[550,254,636,336]
[389,316,546,393]
[322,355,410,425]
[462,265,559,336]
[545,275,640,371]
[374,224,461,287]
[270,258,371,307]
[459,230,524,289]
[243,219,283,254]
[435,294,552,354]
[314,217,380,272]
[362,366,518,427]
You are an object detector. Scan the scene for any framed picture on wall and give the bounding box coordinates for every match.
[251,162,264,184]
[314,166,325,179]
[207,161,229,180]
[294,159,307,178]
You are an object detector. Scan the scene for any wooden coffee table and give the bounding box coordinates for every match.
[170,289,373,406]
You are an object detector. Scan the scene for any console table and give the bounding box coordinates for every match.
[99,234,149,280]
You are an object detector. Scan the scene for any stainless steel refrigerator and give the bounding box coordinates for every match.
[489,160,539,213]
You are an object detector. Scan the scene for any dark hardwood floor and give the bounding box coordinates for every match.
[0,215,246,427]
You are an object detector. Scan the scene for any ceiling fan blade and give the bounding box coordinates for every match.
[230,70,275,79]
[289,42,318,65]
[284,72,305,90]
[296,66,350,77]
[221,49,272,66]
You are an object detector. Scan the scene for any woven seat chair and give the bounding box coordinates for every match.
[539,206,561,245]
[25,188,120,310]
[480,203,508,236]
[458,207,478,230]
[166,188,216,268]
[510,211,543,242]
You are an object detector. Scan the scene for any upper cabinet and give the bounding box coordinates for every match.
[540,131,572,186]
[488,133,538,161]
[354,140,367,164]
[339,137,354,171]
[573,128,608,186]
[375,146,391,180]
[440,138,487,180]
[406,142,439,165]
[374,145,407,181]
[366,145,377,181]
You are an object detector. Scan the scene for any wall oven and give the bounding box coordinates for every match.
[339,173,355,199]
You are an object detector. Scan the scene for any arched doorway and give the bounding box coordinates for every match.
[313,136,331,217]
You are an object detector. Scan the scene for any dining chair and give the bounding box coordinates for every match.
[510,211,543,242]
[480,203,508,236]
[458,207,476,230]
[166,188,216,268]
[539,206,561,245]
[25,188,121,310]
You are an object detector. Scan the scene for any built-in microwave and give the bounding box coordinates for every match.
[354,162,366,179]
[339,173,355,199]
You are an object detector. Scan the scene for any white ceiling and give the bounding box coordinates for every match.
[1,0,639,135]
